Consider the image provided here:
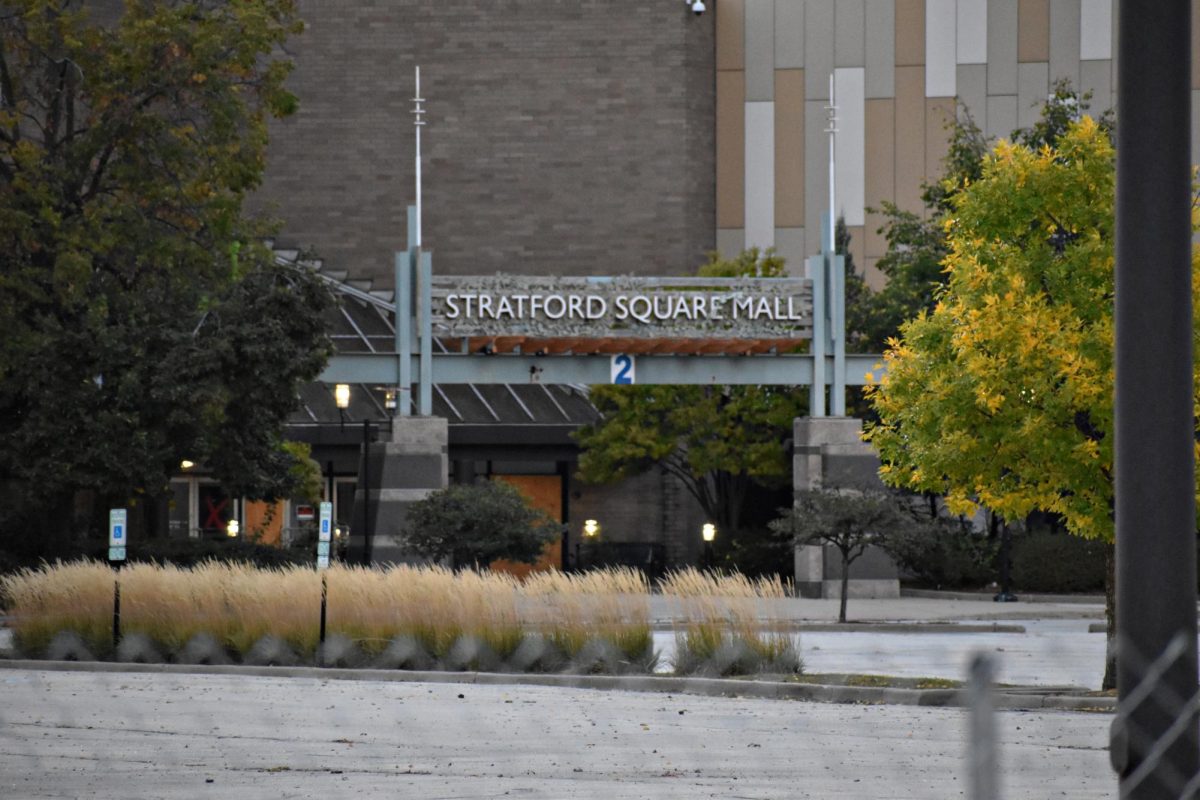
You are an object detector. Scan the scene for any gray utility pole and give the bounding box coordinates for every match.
[1112,1,1200,796]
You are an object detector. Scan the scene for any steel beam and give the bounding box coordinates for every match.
[319,352,882,387]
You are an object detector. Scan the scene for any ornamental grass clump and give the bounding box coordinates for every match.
[659,568,801,676]
[520,567,654,672]
[2,561,115,658]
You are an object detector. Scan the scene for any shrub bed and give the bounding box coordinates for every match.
[1010,531,1107,593]
[1,562,797,677]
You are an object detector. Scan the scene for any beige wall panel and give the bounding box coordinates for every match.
[775,227,808,274]
[836,0,867,67]
[775,0,806,68]
[895,0,925,66]
[745,0,777,100]
[894,66,926,216]
[863,257,887,290]
[865,98,895,259]
[806,0,835,99]
[957,63,987,129]
[1079,59,1113,116]
[1048,0,1081,87]
[716,70,746,229]
[775,69,806,228]
[804,99,831,243]
[1018,0,1050,63]
[1193,0,1200,89]
[925,98,955,181]
[1017,61,1050,129]
[717,0,747,71]
[846,225,867,279]
[1193,90,1200,170]
[865,0,897,97]
[987,0,1019,93]
[986,94,1018,139]
[717,228,747,258]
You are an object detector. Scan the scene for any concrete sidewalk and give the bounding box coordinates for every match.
[647,593,1105,625]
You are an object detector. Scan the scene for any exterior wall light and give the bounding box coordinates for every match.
[702,522,716,542]
[583,519,600,538]
[334,383,351,409]
[180,460,195,470]
[226,519,240,538]
[384,389,397,410]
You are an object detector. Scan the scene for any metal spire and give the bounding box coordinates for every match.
[413,65,425,249]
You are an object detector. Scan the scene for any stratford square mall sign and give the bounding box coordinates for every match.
[429,275,813,340]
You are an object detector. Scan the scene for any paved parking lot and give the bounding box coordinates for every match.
[1,667,1113,799]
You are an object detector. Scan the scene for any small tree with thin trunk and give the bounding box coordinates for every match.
[771,489,912,623]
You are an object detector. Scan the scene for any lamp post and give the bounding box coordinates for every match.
[702,522,716,571]
[579,519,599,570]
[334,383,350,431]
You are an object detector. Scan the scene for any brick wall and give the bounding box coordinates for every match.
[252,1,717,287]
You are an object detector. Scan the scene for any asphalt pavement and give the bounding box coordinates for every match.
[0,666,1113,799]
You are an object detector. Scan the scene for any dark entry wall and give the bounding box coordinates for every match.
[252,1,717,287]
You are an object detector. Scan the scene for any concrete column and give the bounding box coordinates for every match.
[347,417,449,565]
[792,416,899,599]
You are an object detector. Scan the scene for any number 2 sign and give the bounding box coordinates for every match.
[611,354,635,385]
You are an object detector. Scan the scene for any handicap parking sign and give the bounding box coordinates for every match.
[108,509,128,548]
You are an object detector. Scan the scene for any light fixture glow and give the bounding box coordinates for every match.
[384,389,397,410]
[180,460,195,470]
[702,523,716,543]
[583,519,600,538]
[226,519,240,538]
[334,383,351,409]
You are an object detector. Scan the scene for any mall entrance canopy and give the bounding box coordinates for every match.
[316,209,879,416]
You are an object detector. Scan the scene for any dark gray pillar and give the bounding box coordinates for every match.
[347,417,449,566]
[1112,1,1200,794]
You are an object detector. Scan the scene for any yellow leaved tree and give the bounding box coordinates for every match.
[864,117,1200,690]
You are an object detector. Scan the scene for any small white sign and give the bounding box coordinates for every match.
[108,508,127,547]
[316,554,330,570]
[316,541,330,557]
[611,354,635,385]
[108,546,126,562]
[318,501,333,543]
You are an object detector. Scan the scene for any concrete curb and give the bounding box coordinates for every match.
[0,658,1112,712]
[648,621,1028,634]
[900,588,1106,605]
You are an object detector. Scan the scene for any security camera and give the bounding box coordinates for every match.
[690,0,706,14]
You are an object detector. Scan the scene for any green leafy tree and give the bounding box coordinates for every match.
[574,248,804,542]
[771,488,913,622]
[853,81,1112,353]
[404,481,559,570]
[864,117,1200,689]
[0,1,333,555]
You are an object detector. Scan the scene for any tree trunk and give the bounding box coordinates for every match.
[1103,542,1117,691]
[839,551,850,623]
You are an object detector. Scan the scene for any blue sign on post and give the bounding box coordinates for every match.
[318,502,333,543]
[317,501,333,570]
[108,509,127,563]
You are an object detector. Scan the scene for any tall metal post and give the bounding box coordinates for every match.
[418,250,433,416]
[807,252,826,417]
[360,419,374,565]
[1112,1,1199,795]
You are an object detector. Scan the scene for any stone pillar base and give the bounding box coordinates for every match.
[347,417,448,565]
